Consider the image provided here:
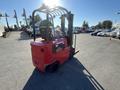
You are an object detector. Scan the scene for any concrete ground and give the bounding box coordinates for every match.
[0,31,120,90]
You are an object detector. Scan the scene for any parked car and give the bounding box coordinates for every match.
[110,31,117,38]
[97,29,112,37]
[116,30,120,39]
[97,31,106,36]
[86,28,94,33]
[73,30,80,34]
[91,30,101,36]
[109,29,119,38]
[73,27,81,34]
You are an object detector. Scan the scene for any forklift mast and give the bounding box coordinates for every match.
[32,4,74,48]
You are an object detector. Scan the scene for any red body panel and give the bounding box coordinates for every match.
[31,38,70,72]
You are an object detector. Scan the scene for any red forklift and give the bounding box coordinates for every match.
[31,4,78,72]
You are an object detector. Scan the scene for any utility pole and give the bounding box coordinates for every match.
[14,10,19,29]
[0,12,10,30]
[22,8,28,27]
[5,13,10,30]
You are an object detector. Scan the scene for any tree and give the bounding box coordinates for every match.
[95,22,102,29]
[27,15,42,27]
[34,14,42,23]
[86,22,89,28]
[102,20,112,29]
[82,20,89,29]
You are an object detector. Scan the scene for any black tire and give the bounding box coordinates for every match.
[45,61,59,73]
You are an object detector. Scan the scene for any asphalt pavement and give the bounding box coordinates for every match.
[0,31,120,90]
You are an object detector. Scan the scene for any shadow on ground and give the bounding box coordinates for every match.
[18,31,32,40]
[23,58,104,90]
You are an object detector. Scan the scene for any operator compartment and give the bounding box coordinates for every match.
[53,38,70,64]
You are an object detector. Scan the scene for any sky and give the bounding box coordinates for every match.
[0,0,120,27]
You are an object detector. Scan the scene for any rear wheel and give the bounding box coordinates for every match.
[45,61,59,73]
